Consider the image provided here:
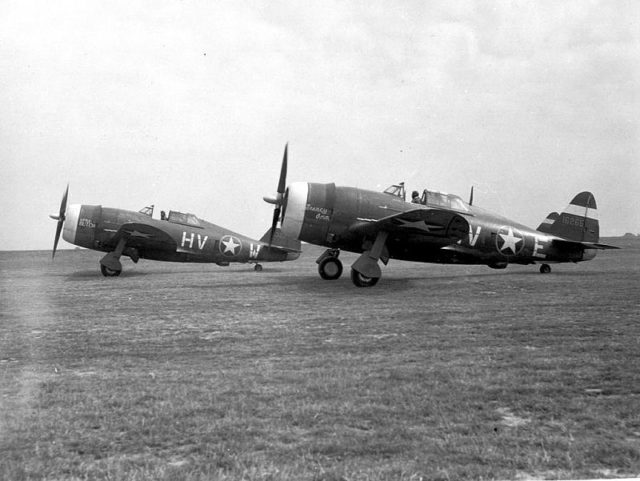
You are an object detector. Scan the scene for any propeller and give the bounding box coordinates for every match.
[263,144,288,246]
[50,184,69,259]
[469,185,474,206]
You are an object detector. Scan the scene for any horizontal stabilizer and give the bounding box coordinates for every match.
[552,238,620,250]
[260,227,302,253]
[582,242,620,250]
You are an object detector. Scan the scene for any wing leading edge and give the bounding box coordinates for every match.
[105,222,178,252]
[350,207,471,240]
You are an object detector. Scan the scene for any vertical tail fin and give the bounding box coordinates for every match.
[536,192,599,242]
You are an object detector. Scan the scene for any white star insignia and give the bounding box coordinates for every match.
[499,227,522,255]
[221,236,240,255]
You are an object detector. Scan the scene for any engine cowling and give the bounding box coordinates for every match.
[281,182,337,245]
[62,204,101,249]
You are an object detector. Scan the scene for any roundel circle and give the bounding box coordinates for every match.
[495,225,525,256]
[219,235,242,257]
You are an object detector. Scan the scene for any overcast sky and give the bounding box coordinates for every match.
[1,0,638,251]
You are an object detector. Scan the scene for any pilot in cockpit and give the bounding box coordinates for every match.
[411,191,421,204]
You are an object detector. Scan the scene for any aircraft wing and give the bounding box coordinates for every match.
[350,208,471,239]
[105,222,178,251]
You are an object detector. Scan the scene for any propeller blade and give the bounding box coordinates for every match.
[60,184,69,218]
[469,185,474,206]
[277,143,288,195]
[53,219,64,259]
[269,144,288,246]
[52,184,69,259]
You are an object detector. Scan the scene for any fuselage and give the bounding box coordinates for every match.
[279,182,593,268]
[62,204,299,264]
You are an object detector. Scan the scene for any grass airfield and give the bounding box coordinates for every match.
[1,239,639,480]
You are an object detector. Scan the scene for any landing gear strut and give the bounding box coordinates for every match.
[350,231,388,287]
[539,264,551,274]
[99,237,127,277]
[316,249,343,280]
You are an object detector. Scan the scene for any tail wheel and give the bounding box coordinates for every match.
[100,265,122,277]
[350,269,379,287]
[539,264,551,274]
[254,264,263,272]
[318,257,343,280]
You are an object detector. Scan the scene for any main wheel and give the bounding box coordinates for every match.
[350,269,379,287]
[100,264,122,277]
[318,257,343,280]
[539,264,551,274]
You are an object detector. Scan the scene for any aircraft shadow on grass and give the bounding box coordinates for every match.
[65,269,150,280]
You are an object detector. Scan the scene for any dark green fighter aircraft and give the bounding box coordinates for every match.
[51,186,301,276]
[265,145,618,287]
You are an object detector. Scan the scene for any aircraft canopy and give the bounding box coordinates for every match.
[139,205,154,217]
[383,183,406,201]
[167,211,202,227]
[421,190,468,212]
[383,182,468,212]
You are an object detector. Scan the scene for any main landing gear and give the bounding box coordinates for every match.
[99,238,128,277]
[350,231,388,288]
[316,249,382,287]
[317,249,343,280]
[317,232,388,288]
[99,240,140,277]
[100,264,121,277]
[350,269,379,287]
[539,264,551,274]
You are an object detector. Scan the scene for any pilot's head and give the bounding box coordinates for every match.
[412,191,419,198]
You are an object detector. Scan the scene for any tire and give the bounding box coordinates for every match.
[539,264,551,274]
[100,264,122,277]
[254,264,263,272]
[318,257,343,280]
[350,268,379,287]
